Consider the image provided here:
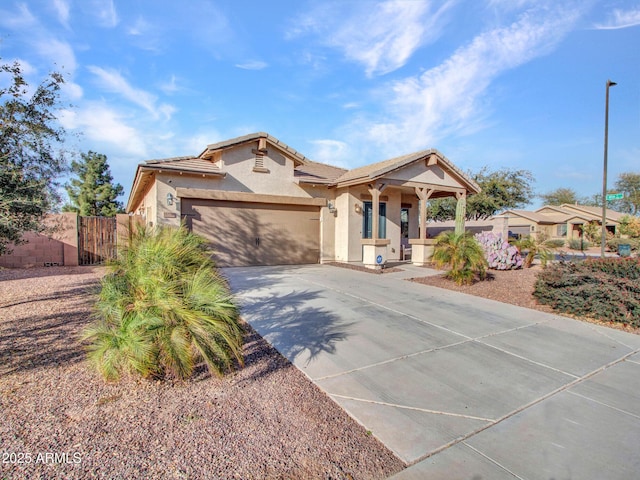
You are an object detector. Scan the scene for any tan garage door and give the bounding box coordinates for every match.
[181,199,320,266]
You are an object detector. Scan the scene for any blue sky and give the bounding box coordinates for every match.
[1,0,639,208]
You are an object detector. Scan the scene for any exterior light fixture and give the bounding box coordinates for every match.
[166,192,174,206]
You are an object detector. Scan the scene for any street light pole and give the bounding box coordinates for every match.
[601,79,616,258]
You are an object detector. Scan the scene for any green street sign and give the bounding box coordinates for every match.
[606,193,624,200]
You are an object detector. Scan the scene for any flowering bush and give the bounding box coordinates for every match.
[475,231,523,270]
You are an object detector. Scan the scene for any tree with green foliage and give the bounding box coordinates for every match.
[83,225,244,382]
[0,60,67,255]
[64,151,124,216]
[613,172,640,215]
[432,231,487,285]
[428,167,535,221]
[539,187,583,206]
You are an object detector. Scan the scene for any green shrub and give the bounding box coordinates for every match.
[433,231,487,285]
[568,238,591,250]
[533,258,640,327]
[83,225,244,382]
[546,239,566,249]
[607,237,640,253]
[511,233,556,268]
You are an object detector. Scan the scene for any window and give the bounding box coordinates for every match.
[556,224,568,237]
[401,208,409,239]
[362,201,386,239]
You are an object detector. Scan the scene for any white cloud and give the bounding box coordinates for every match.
[235,60,268,70]
[309,139,351,167]
[127,16,150,36]
[183,131,223,155]
[88,66,174,120]
[0,3,36,29]
[159,75,182,94]
[61,81,83,100]
[93,0,119,28]
[359,4,584,152]
[35,38,77,74]
[289,0,456,77]
[594,8,640,30]
[52,0,70,27]
[59,104,147,157]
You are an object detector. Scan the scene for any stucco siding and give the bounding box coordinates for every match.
[385,162,462,189]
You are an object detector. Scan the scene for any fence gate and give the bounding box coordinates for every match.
[78,216,117,265]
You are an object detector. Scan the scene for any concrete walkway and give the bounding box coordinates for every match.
[224,264,640,479]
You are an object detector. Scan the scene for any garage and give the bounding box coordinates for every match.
[181,198,320,267]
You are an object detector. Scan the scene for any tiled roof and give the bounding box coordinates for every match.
[144,157,222,175]
[333,149,481,193]
[202,132,310,165]
[295,160,347,184]
[561,204,626,221]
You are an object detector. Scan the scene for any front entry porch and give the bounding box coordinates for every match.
[332,149,481,269]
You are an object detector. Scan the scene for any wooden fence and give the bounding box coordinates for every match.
[77,216,117,265]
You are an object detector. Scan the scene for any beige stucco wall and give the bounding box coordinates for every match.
[153,144,322,228]
[298,185,336,263]
[333,186,414,262]
[385,162,463,189]
[130,177,158,227]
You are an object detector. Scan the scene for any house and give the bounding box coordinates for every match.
[493,204,624,240]
[126,132,479,268]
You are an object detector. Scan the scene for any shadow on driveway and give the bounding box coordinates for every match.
[239,288,354,366]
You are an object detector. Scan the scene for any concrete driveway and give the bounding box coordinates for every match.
[224,264,640,479]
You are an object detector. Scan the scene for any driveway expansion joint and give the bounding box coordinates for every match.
[567,390,640,420]
[328,393,495,422]
[461,442,527,480]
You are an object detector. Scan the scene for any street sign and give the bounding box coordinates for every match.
[606,193,624,200]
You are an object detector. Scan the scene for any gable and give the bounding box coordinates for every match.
[383,161,464,190]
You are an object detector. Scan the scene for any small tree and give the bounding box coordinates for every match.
[581,221,601,244]
[539,187,584,206]
[64,151,124,216]
[432,231,487,285]
[0,60,67,254]
[619,214,640,238]
[428,167,535,221]
[614,172,640,215]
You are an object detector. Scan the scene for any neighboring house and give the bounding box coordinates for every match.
[493,204,624,240]
[126,132,480,268]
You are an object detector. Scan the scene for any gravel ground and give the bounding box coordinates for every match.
[0,266,404,480]
[410,264,640,335]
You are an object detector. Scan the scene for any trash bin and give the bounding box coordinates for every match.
[618,244,631,257]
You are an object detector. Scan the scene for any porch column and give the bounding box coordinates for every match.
[455,192,467,235]
[409,187,436,266]
[370,184,381,240]
[361,183,390,270]
[414,187,433,239]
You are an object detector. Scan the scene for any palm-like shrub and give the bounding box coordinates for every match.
[83,225,243,381]
[512,233,555,268]
[432,231,487,285]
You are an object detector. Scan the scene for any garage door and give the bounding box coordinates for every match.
[181,199,320,266]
